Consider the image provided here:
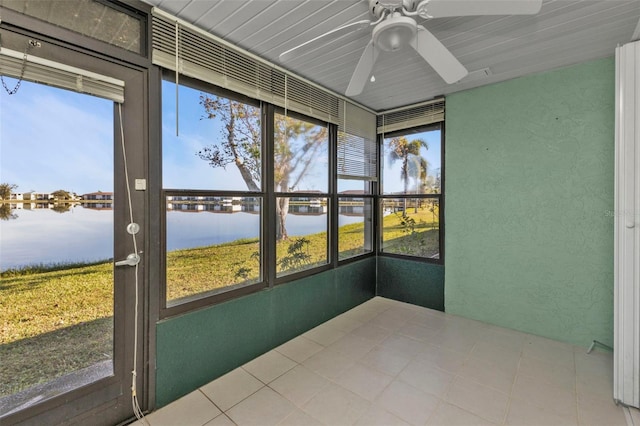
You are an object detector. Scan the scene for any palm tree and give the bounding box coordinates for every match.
[387,137,428,212]
[388,137,428,193]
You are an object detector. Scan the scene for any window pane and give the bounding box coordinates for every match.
[382,129,441,195]
[338,197,373,260]
[274,113,328,193]
[3,0,143,53]
[381,198,440,259]
[163,80,262,191]
[0,79,114,408]
[276,196,328,277]
[338,179,373,195]
[166,196,261,306]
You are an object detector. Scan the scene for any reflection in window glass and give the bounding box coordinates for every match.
[381,198,440,259]
[276,197,328,277]
[338,198,373,260]
[165,196,261,306]
[274,113,328,193]
[382,129,441,195]
[162,80,261,191]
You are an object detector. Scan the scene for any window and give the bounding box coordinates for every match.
[380,125,443,260]
[274,112,329,277]
[162,78,264,307]
[336,101,376,261]
[337,165,375,261]
[2,0,145,54]
[154,12,378,314]
[338,195,374,260]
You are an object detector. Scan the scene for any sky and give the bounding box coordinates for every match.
[0,78,113,195]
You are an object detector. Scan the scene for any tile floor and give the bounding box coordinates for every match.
[133,297,636,426]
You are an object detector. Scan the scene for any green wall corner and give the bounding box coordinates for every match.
[444,57,615,347]
[155,257,375,407]
[377,257,444,311]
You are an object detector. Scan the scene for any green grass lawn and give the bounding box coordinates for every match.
[381,206,440,257]
[0,263,113,396]
[0,213,436,397]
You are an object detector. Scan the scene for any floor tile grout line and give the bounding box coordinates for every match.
[197,388,224,415]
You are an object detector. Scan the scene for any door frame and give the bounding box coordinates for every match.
[0,22,150,425]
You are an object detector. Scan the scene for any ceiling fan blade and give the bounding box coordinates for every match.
[423,0,542,18]
[345,40,378,96]
[411,26,468,84]
[279,20,371,63]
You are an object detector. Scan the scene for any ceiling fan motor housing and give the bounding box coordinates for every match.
[369,0,418,18]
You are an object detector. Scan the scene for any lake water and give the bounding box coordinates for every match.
[0,205,363,270]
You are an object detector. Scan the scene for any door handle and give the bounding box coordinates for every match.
[115,253,140,267]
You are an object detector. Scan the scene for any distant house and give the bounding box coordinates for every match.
[82,191,114,201]
[34,193,52,201]
[289,190,323,202]
[9,192,37,201]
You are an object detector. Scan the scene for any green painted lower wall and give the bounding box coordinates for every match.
[155,257,375,407]
[445,57,615,347]
[377,257,444,311]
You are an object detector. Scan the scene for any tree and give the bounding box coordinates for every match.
[197,96,261,191]
[387,137,428,212]
[0,204,18,221]
[273,113,326,240]
[0,183,17,200]
[197,95,327,240]
[51,189,71,200]
[387,137,429,194]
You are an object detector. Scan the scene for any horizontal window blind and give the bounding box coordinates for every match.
[152,9,342,125]
[377,98,445,134]
[0,46,125,103]
[338,100,377,181]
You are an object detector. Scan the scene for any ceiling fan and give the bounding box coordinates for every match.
[279,0,543,96]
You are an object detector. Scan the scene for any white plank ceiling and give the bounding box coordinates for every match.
[142,0,640,112]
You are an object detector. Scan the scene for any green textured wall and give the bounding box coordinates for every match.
[445,57,615,347]
[155,257,375,407]
[377,257,444,311]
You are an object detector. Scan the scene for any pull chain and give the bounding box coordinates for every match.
[1,38,39,95]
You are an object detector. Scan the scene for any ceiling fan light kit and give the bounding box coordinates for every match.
[372,14,416,52]
[279,0,543,96]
